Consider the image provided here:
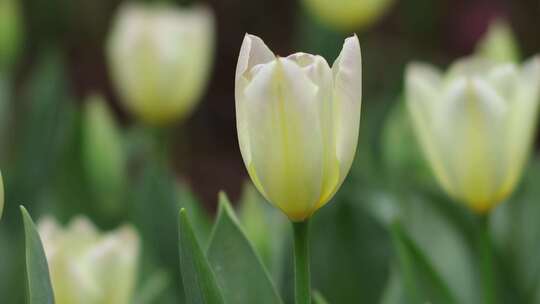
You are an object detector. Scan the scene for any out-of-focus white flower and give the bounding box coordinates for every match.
[475,19,520,63]
[38,216,139,304]
[302,0,394,31]
[235,34,362,221]
[406,56,540,212]
[107,3,215,125]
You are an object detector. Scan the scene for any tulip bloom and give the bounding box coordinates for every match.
[235,34,362,221]
[107,3,214,125]
[406,57,540,212]
[38,216,139,304]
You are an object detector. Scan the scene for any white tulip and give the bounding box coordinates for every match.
[406,56,540,212]
[107,3,214,125]
[38,216,139,304]
[235,34,362,221]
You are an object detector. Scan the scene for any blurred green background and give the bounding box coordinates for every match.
[2,0,540,303]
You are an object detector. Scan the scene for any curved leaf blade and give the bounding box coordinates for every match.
[207,192,283,304]
[391,222,456,304]
[178,208,225,304]
[21,206,55,304]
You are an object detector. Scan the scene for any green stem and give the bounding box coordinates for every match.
[478,213,495,304]
[146,126,171,166]
[293,220,311,304]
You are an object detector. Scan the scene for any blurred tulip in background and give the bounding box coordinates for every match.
[107,3,215,126]
[82,95,126,217]
[476,19,520,63]
[302,0,394,31]
[406,56,540,213]
[235,34,362,221]
[0,0,22,70]
[38,216,139,304]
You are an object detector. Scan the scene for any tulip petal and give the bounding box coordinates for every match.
[241,58,324,221]
[235,34,276,169]
[236,34,275,81]
[331,35,362,187]
[439,77,507,211]
[501,56,540,196]
[486,63,519,101]
[406,63,459,196]
[288,53,339,207]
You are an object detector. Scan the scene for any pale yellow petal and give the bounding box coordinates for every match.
[242,58,324,221]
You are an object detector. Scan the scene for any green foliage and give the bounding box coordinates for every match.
[312,291,329,304]
[207,193,283,304]
[308,195,393,304]
[178,208,225,304]
[21,206,55,304]
[390,222,457,304]
[82,95,126,217]
[238,182,288,284]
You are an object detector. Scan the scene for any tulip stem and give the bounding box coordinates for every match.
[478,213,496,304]
[293,220,311,304]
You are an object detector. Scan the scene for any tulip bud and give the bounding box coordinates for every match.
[38,216,139,304]
[82,95,126,216]
[0,0,22,70]
[107,3,215,125]
[302,0,394,31]
[406,56,540,213]
[476,19,520,63]
[235,34,362,221]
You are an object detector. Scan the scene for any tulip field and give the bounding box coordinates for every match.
[1,0,540,304]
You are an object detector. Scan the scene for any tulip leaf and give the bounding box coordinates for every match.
[312,291,329,304]
[491,160,540,302]
[20,206,55,304]
[207,192,283,304]
[178,208,225,304]
[380,266,407,304]
[14,52,76,201]
[238,182,288,284]
[306,195,392,304]
[390,222,456,304]
[133,270,171,304]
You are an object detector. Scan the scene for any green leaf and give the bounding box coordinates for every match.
[306,196,392,303]
[379,266,406,304]
[177,182,212,245]
[390,222,456,304]
[491,160,540,302]
[207,192,283,304]
[312,291,329,304]
[381,98,434,189]
[82,94,126,217]
[396,193,479,304]
[133,270,171,304]
[178,208,225,304]
[238,181,287,284]
[20,206,55,304]
[12,52,76,203]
